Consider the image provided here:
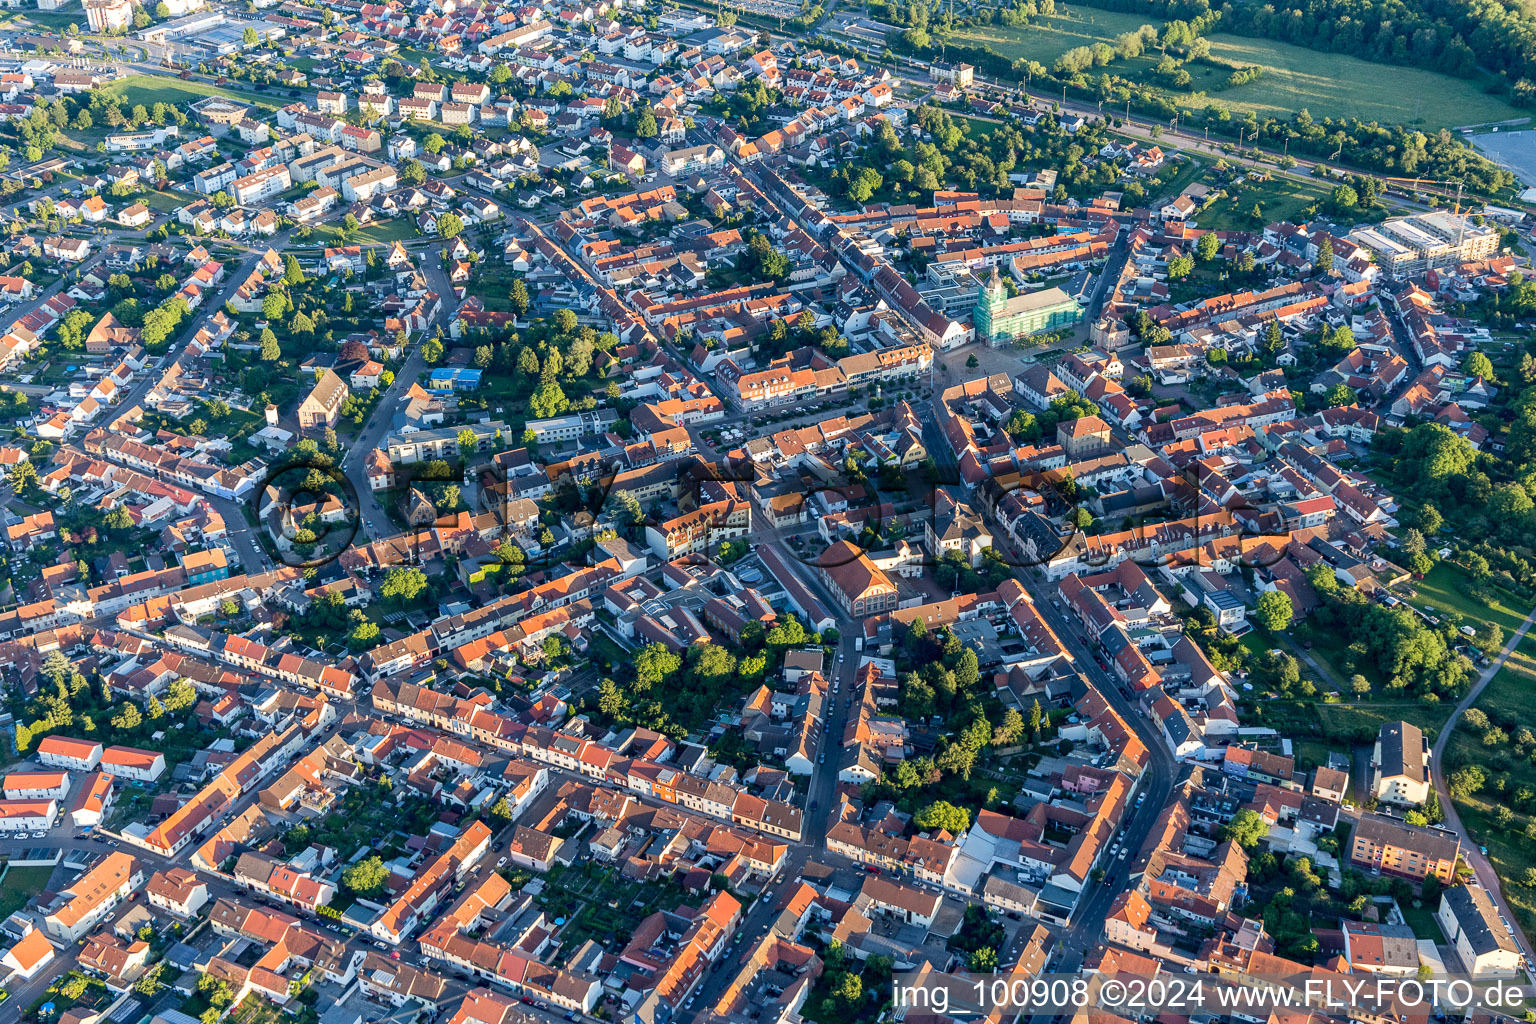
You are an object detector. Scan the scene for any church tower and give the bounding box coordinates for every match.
[973,265,1009,346]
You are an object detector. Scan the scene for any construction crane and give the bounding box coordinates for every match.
[1375,176,1476,256]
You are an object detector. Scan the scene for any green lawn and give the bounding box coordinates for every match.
[309,219,420,246]
[101,76,278,113]
[473,261,523,313]
[0,9,82,31]
[1397,897,1446,942]
[0,864,54,920]
[947,8,1164,65]
[1197,174,1331,232]
[1251,695,1448,749]
[957,115,1003,139]
[139,189,198,214]
[1412,563,1534,637]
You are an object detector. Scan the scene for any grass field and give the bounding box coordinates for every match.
[1196,175,1329,232]
[0,864,54,920]
[1168,35,1523,128]
[1253,695,1447,750]
[1412,563,1535,636]
[309,219,420,246]
[101,76,278,113]
[1397,898,1447,942]
[958,115,1004,139]
[0,9,83,30]
[947,11,1524,129]
[947,7,1161,65]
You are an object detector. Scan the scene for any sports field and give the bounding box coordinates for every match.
[100,75,278,113]
[948,12,1525,129]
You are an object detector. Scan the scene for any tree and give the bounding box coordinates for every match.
[612,490,644,525]
[41,650,71,690]
[1324,383,1357,408]
[165,679,195,712]
[104,504,134,532]
[8,459,37,493]
[635,105,658,138]
[509,279,530,316]
[1167,254,1194,279]
[1449,764,1486,799]
[1256,590,1294,632]
[993,707,1025,746]
[1196,231,1221,262]
[424,133,446,154]
[259,329,282,361]
[261,291,287,321]
[348,621,380,650]
[288,311,314,336]
[1418,503,1443,535]
[936,741,977,779]
[597,678,626,718]
[135,962,164,997]
[1221,808,1270,849]
[529,381,568,419]
[1315,237,1334,274]
[634,643,682,692]
[554,308,579,334]
[1464,350,1495,381]
[342,855,389,896]
[437,212,465,238]
[914,800,971,833]
[831,972,863,1007]
[486,796,515,826]
[1004,409,1039,442]
[242,25,258,45]
[380,566,429,606]
[112,702,142,731]
[421,337,445,364]
[968,947,998,972]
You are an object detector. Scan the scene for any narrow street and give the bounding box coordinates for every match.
[1430,603,1536,963]
[338,255,456,542]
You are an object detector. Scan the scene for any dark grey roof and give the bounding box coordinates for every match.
[1378,720,1427,784]
[1443,884,1517,957]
